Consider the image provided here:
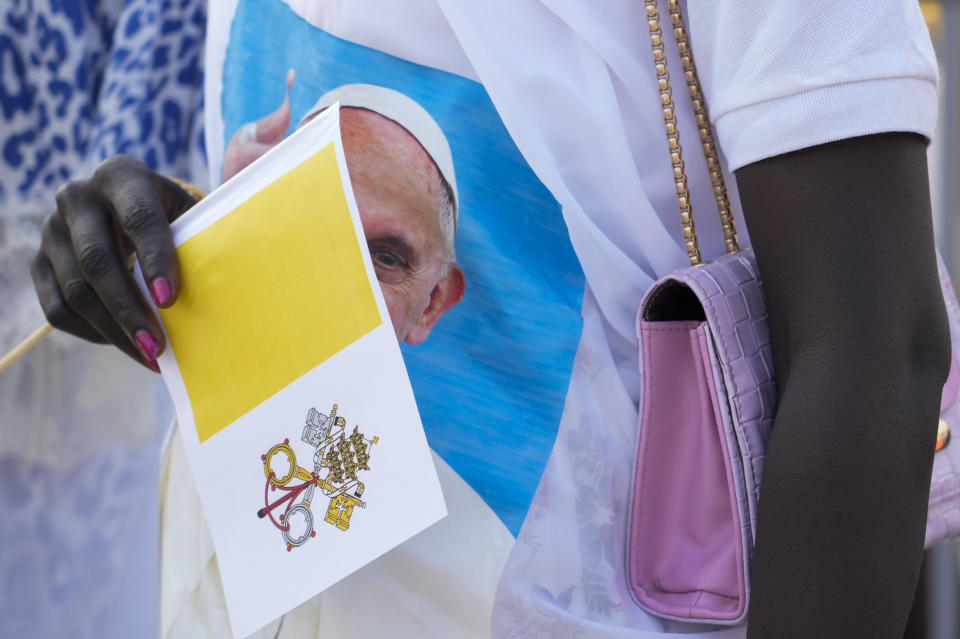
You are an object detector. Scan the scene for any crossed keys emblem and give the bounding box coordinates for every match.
[257,404,379,551]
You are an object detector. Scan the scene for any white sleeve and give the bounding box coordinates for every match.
[687,0,939,170]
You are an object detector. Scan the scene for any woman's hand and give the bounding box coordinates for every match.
[31,155,199,369]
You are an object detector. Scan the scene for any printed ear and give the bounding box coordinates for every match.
[404,265,465,345]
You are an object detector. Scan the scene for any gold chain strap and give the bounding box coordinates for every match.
[645,0,739,266]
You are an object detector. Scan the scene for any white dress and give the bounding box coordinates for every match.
[162,0,939,636]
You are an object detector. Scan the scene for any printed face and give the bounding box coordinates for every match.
[223,100,465,344]
[338,108,463,344]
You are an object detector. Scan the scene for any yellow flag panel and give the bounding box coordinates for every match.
[160,144,382,442]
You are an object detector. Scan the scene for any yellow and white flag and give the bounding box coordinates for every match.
[145,106,446,639]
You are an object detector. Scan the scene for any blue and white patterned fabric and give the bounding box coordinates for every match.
[0,0,206,206]
[0,2,204,638]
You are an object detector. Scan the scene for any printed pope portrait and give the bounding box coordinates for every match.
[222,74,466,346]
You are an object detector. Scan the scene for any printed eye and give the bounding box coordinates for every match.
[372,250,405,269]
[367,237,416,284]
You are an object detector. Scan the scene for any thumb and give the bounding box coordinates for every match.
[222,70,296,182]
[254,68,295,145]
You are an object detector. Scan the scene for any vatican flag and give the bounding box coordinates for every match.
[145,106,446,639]
[160,141,381,443]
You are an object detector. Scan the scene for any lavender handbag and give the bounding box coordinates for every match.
[626,0,960,625]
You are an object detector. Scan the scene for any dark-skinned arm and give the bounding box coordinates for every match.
[738,132,951,638]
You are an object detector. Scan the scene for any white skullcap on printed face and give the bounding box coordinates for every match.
[301,84,459,224]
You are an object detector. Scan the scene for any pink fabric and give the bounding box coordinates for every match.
[627,320,745,622]
[940,352,959,414]
[927,257,960,545]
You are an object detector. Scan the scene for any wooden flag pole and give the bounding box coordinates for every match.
[0,323,53,374]
[0,253,153,374]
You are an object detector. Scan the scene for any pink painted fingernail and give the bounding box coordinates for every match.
[151,278,172,306]
[147,359,160,373]
[135,330,160,361]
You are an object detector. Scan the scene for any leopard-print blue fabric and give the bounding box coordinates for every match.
[0,0,207,206]
[0,3,207,637]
